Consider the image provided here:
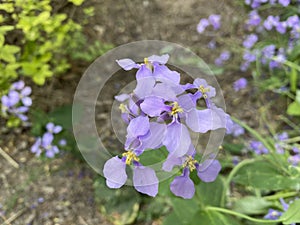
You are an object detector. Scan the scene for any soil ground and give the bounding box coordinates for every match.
[0,0,285,224]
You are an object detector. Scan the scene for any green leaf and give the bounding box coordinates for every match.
[289,67,298,93]
[68,0,84,5]
[0,25,14,34]
[191,211,242,225]
[139,147,168,166]
[287,101,300,116]
[48,104,84,130]
[171,197,199,224]
[232,160,300,191]
[93,177,141,225]
[196,176,225,207]
[281,199,300,224]
[163,212,182,225]
[233,196,273,215]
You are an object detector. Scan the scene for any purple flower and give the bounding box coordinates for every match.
[249,141,269,154]
[288,154,300,166]
[164,146,221,199]
[233,78,248,92]
[1,81,32,122]
[197,18,210,33]
[30,123,63,158]
[261,45,276,63]
[208,14,221,30]
[46,122,62,134]
[214,51,231,66]
[246,10,261,28]
[278,0,290,6]
[263,16,279,30]
[207,39,217,49]
[264,209,282,220]
[276,21,287,34]
[243,50,257,62]
[226,122,245,137]
[265,198,296,225]
[243,34,258,49]
[103,153,159,197]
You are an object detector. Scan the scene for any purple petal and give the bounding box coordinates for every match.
[177,94,195,112]
[11,80,25,90]
[8,91,20,106]
[133,166,158,197]
[59,139,67,146]
[134,76,156,99]
[140,96,167,117]
[52,145,59,153]
[18,114,28,121]
[42,132,54,147]
[140,122,167,149]
[116,58,139,71]
[21,97,32,106]
[53,125,62,134]
[152,64,180,85]
[21,86,32,96]
[103,156,127,188]
[115,93,130,102]
[45,150,55,158]
[151,83,177,101]
[31,138,41,154]
[170,169,195,199]
[127,116,150,138]
[17,106,29,113]
[46,123,55,132]
[148,54,169,64]
[1,96,10,107]
[197,160,221,182]
[136,64,152,80]
[162,154,183,172]
[163,120,191,157]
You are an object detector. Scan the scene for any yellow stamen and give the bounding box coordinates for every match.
[183,156,198,172]
[170,102,184,115]
[122,151,139,165]
[199,85,210,99]
[144,57,149,65]
[119,104,127,113]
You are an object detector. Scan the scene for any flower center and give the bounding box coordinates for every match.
[144,57,153,70]
[122,151,139,165]
[183,156,198,172]
[170,102,184,115]
[119,104,127,113]
[198,85,210,99]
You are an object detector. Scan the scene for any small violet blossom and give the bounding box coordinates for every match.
[197,14,221,33]
[1,80,32,122]
[233,78,248,92]
[31,123,65,158]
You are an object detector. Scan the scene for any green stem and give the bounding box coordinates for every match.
[231,116,290,175]
[221,158,256,207]
[206,206,282,224]
[263,191,299,201]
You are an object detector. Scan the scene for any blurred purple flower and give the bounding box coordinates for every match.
[243,34,258,49]
[197,18,210,33]
[208,14,221,30]
[246,10,261,28]
[288,154,300,166]
[233,78,248,92]
[264,209,282,220]
[278,0,290,6]
[226,122,245,137]
[263,15,279,30]
[249,141,269,154]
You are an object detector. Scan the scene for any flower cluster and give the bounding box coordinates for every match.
[197,14,221,33]
[249,132,300,166]
[31,122,65,158]
[1,80,32,122]
[103,54,232,198]
[240,3,299,71]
